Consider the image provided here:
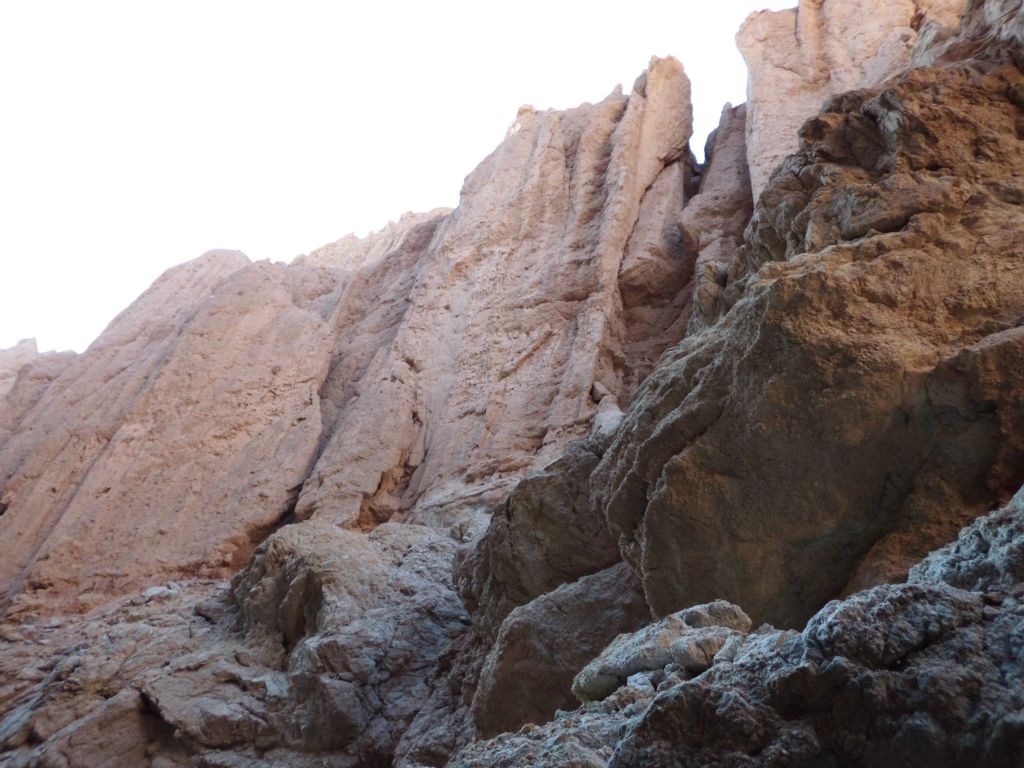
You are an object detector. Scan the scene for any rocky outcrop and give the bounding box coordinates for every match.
[594,56,1024,628]
[738,0,968,198]
[294,55,696,530]
[451,487,1024,768]
[3,1,1024,766]
[0,340,47,398]
[454,437,621,637]
[680,104,753,333]
[0,522,468,767]
[470,563,649,739]
[0,251,345,616]
[0,56,698,617]
[572,600,750,703]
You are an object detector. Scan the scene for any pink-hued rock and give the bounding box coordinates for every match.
[0,57,696,617]
[294,208,453,271]
[738,0,969,199]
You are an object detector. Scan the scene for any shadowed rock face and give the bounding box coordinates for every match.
[0,522,469,768]
[594,58,1024,629]
[450,488,1024,768]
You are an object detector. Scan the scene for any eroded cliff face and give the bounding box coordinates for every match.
[0,56,698,619]
[3,0,1024,766]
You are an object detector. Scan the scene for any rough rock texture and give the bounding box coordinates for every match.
[0,340,47,398]
[0,522,467,767]
[294,55,695,530]
[470,563,649,738]
[572,600,750,703]
[909,484,1024,592]
[455,487,1024,768]
[594,57,1024,628]
[739,0,968,198]
[680,104,754,333]
[0,251,345,616]
[3,1,1024,766]
[450,684,656,768]
[914,0,1024,68]
[608,493,1024,768]
[0,56,697,617]
[294,209,453,271]
[454,437,621,637]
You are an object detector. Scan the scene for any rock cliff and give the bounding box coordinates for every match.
[0,56,698,618]
[2,0,1024,766]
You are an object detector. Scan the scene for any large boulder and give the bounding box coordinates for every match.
[453,485,1024,768]
[594,58,1024,628]
[470,563,650,739]
[455,437,621,637]
[0,523,469,767]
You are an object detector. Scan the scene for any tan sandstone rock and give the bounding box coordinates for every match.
[0,340,44,399]
[294,208,453,271]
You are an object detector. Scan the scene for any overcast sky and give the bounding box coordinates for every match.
[0,1,792,353]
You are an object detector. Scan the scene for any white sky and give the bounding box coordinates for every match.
[0,1,792,353]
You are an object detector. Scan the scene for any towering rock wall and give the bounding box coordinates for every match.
[0,57,700,617]
[4,1,1024,766]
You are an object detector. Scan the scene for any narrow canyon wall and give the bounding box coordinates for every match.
[0,56,702,618]
[3,1,1024,766]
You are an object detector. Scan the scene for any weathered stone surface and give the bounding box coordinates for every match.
[0,523,467,767]
[608,494,1024,768]
[681,104,753,333]
[294,208,454,271]
[0,56,697,617]
[572,601,750,703]
[449,684,655,768]
[739,0,968,198]
[455,437,620,637]
[914,0,1024,69]
[295,56,696,529]
[909,485,1024,592]
[470,563,650,739]
[0,340,46,399]
[453,486,1024,768]
[594,59,1024,628]
[0,251,345,616]
[3,2,1023,767]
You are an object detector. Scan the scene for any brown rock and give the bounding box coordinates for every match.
[0,56,698,616]
[594,61,1024,628]
[294,208,453,271]
[454,437,621,637]
[738,0,968,198]
[295,56,697,529]
[0,251,342,616]
[681,103,754,333]
[0,522,468,767]
[470,562,650,739]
